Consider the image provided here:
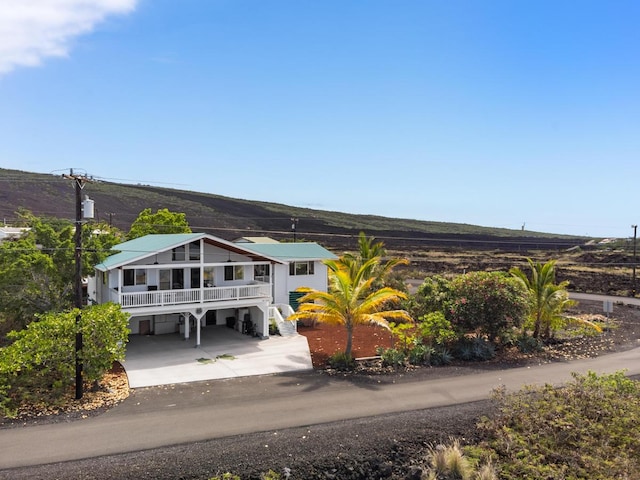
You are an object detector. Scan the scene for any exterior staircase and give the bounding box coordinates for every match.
[269,304,298,337]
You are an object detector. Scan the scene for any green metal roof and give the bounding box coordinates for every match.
[243,242,337,261]
[95,233,205,271]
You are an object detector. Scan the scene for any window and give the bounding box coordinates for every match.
[289,261,315,276]
[135,269,147,285]
[203,267,215,287]
[224,264,244,281]
[124,269,147,286]
[159,270,171,290]
[254,264,270,280]
[189,241,200,261]
[172,245,185,261]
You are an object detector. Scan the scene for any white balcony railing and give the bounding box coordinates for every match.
[117,283,271,309]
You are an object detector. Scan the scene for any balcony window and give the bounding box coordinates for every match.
[254,264,270,281]
[224,264,244,281]
[124,269,147,286]
[203,267,215,287]
[159,269,171,290]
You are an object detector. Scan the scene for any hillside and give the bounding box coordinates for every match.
[0,168,585,250]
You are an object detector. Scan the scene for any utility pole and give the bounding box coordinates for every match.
[632,225,638,297]
[291,217,299,242]
[62,169,93,400]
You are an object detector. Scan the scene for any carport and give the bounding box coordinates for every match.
[122,327,313,388]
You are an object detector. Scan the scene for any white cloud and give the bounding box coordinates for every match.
[0,0,137,75]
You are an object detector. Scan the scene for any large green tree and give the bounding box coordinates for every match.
[510,258,573,339]
[289,257,413,359]
[0,211,122,334]
[126,208,191,240]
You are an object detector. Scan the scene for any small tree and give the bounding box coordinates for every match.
[289,257,413,359]
[127,208,191,240]
[447,271,529,342]
[510,258,574,339]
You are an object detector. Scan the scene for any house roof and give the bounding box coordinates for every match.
[95,233,285,271]
[233,236,280,244]
[0,226,30,241]
[243,242,338,261]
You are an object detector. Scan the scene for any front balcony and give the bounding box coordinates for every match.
[112,283,271,309]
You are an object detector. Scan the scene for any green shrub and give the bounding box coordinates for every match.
[0,303,130,416]
[417,311,457,346]
[515,334,543,353]
[408,343,435,365]
[454,336,496,362]
[378,347,406,368]
[208,474,241,480]
[261,470,281,480]
[430,347,453,366]
[478,371,640,479]
[447,271,529,342]
[328,351,355,370]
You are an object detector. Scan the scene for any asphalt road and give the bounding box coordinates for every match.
[1,344,639,470]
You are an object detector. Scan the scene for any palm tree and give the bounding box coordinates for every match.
[343,232,408,290]
[510,259,571,339]
[289,256,413,359]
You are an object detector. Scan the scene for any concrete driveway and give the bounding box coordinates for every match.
[122,326,313,387]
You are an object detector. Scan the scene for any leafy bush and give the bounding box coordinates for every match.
[453,336,496,362]
[417,311,457,346]
[0,303,130,416]
[430,347,453,366]
[447,271,528,343]
[478,371,640,479]
[409,275,453,318]
[408,343,435,365]
[515,334,543,353]
[378,347,406,368]
[328,351,355,370]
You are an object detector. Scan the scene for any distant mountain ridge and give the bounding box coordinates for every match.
[0,168,585,250]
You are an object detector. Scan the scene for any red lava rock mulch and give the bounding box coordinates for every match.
[297,323,394,368]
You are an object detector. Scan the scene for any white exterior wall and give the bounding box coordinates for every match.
[272,260,329,306]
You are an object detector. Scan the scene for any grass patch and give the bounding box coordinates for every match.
[216,353,236,360]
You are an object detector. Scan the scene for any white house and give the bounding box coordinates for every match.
[0,226,30,242]
[89,233,336,346]
[235,239,338,309]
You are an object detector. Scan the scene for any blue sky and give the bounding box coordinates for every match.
[1,1,638,238]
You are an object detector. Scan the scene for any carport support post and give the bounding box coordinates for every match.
[184,314,190,340]
[194,311,205,347]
